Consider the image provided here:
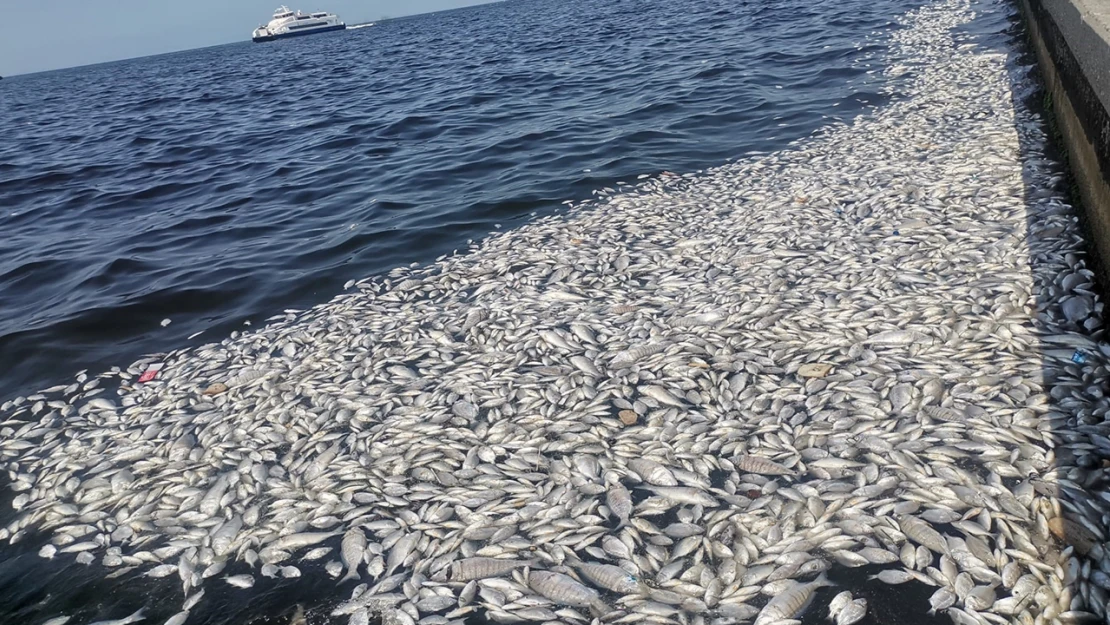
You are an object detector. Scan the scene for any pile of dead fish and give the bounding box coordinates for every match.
[3,0,1109,624]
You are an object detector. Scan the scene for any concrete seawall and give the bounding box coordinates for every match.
[1018,0,1110,282]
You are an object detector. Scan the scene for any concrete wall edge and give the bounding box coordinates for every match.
[1016,0,1110,287]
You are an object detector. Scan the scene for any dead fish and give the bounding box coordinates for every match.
[638,385,687,407]
[836,599,867,625]
[225,575,255,589]
[899,516,949,554]
[921,405,962,422]
[605,480,634,527]
[528,571,609,614]
[341,528,367,582]
[754,574,833,625]
[928,587,957,615]
[869,570,915,584]
[385,532,418,576]
[570,356,601,376]
[866,330,930,346]
[735,455,795,476]
[449,558,533,582]
[571,561,643,593]
[963,584,998,611]
[627,458,678,486]
[642,485,718,507]
[86,609,146,625]
[828,591,854,620]
[610,343,668,367]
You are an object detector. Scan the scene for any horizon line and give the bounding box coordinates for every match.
[2,0,502,79]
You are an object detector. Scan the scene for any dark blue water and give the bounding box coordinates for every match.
[0,0,917,405]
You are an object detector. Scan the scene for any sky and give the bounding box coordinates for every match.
[0,0,498,76]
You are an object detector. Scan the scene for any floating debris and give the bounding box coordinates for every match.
[798,362,834,378]
[1048,516,1102,555]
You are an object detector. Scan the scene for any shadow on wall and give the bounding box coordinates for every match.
[968,1,1110,623]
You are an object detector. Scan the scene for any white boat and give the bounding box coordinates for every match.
[252,6,345,42]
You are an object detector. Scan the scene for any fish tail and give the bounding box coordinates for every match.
[815,571,833,587]
[340,567,360,583]
[589,599,611,617]
[125,608,147,624]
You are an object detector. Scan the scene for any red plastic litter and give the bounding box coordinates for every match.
[138,369,158,383]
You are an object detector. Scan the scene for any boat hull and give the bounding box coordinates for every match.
[253,23,345,42]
